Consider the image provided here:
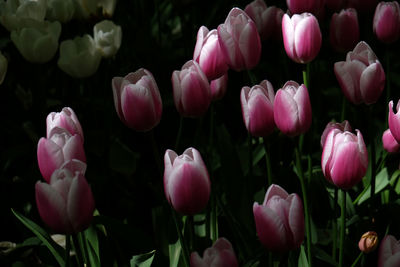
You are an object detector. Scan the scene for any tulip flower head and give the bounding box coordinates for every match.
[112,68,162,131]
[46,107,84,141]
[164,147,210,215]
[321,128,368,189]
[388,100,400,143]
[0,0,47,31]
[93,20,122,58]
[320,120,352,148]
[334,41,385,105]
[330,8,359,53]
[190,238,239,267]
[373,1,400,44]
[358,231,378,254]
[253,184,304,251]
[46,0,75,23]
[382,129,400,153]
[210,73,228,101]
[378,235,400,267]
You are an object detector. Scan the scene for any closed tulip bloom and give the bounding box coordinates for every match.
[0,0,47,31]
[382,129,400,153]
[253,184,304,251]
[35,163,95,234]
[334,41,385,105]
[164,147,210,215]
[282,13,322,64]
[171,60,211,117]
[330,8,359,53]
[217,8,261,71]
[274,81,311,137]
[286,0,324,16]
[241,80,275,137]
[321,128,368,189]
[46,107,84,141]
[320,120,352,148]
[37,127,86,183]
[359,231,378,254]
[378,235,400,267]
[373,1,400,44]
[0,51,7,85]
[388,100,400,143]
[190,238,239,267]
[193,26,228,81]
[46,0,75,23]
[210,73,228,101]
[112,68,162,131]
[93,20,122,58]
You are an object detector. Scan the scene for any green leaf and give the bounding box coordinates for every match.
[298,245,309,267]
[313,246,337,266]
[11,209,65,266]
[168,240,181,267]
[130,250,156,267]
[84,226,100,267]
[355,168,389,205]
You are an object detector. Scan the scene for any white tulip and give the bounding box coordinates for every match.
[93,20,121,58]
[46,0,75,23]
[0,0,47,31]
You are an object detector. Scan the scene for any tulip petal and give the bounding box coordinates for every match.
[287,194,304,249]
[274,89,299,136]
[359,62,385,104]
[37,137,64,182]
[294,15,321,63]
[263,184,289,205]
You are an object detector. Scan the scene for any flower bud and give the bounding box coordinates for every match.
[382,129,400,153]
[358,231,378,253]
[94,20,122,58]
[46,0,75,23]
[0,0,47,31]
[0,51,7,85]
[164,147,210,215]
[320,120,352,148]
[373,1,400,44]
[190,238,239,267]
[46,107,84,141]
[210,73,228,101]
[112,68,162,131]
[330,8,359,53]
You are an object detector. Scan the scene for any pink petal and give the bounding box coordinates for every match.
[359,62,385,104]
[37,137,64,182]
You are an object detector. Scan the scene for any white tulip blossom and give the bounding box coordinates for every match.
[93,20,122,58]
[0,0,47,31]
[46,0,75,23]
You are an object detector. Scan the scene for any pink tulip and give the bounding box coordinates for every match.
[190,238,239,267]
[382,129,400,153]
[210,73,228,101]
[286,0,324,16]
[244,0,284,41]
[373,1,400,44]
[388,100,400,143]
[320,120,352,148]
[334,41,385,105]
[378,235,400,267]
[253,184,304,251]
[37,127,86,183]
[347,0,378,14]
[330,8,359,53]
[35,162,95,234]
[193,26,228,81]
[274,81,312,137]
[164,147,210,215]
[112,68,162,132]
[46,107,84,141]
[282,13,322,64]
[241,80,275,137]
[217,7,261,71]
[321,128,368,189]
[171,60,211,117]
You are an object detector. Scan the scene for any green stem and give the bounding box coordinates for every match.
[210,194,218,243]
[294,144,312,267]
[302,63,310,89]
[172,209,190,267]
[175,116,183,151]
[65,234,71,267]
[339,189,346,267]
[332,187,338,260]
[263,138,272,186]
[350,251,363,267]
[71,234,84,267]
[368,106,376,205]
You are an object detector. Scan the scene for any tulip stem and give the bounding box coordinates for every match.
[332,187,338,260]
[248,134,253,177]
[210,194,219,243]
[368,106,376,206]
[172,209,190,267]
[339,189,346,267]
[294,145,312,267]
[302,63,310,89]
[65,234,71,267]
[350,251,363,267]
[72,233,85,266]
[175,116,183,151]
[263,138,272,186]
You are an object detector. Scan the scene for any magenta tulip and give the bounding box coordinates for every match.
[286,0,324,16]
[37,127,86,183]
[217,7,261,71]
[164,147,210,215]
[330,8,359,53]
[373,1,400,44]
[241,80,275,137]
[388,100,400,143]
[253,184,304,251]
[274,81,312,137]
[35,162,95,234]
[46,107,84,141]
[320,120,352,148]
[334,41,385,105]
[210,73,228,101]
[193,26,228,81]
[112,68,162,132]
[382,129,400,153]
[378,235,400,267]
[282,13,322,64]
[321,128,368,189]
[171,60,211,117]
[190,238,239,267]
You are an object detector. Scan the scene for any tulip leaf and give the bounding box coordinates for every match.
[312,246,337,266]
[355,167,389,205]
[298,245,309,267]
[11,209,65,266]
[168,240,181,267]
[84,226,100,267]
[130,250,156,267]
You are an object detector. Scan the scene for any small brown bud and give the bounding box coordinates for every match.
[358,231,378,253]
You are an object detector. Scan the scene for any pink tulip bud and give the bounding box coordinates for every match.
[378,235,400,267]
[244,0,284,41]
[282,13,322,64]
[358,231,378,254]
[373,1,400,44]
[388,100,400,143]
[274,81,312,137]
[190,238,239,267]
[347,0,378,14]
[286,0,324,16]
[112,68,162,132]
[334,41,385,105]
[321,128,368,189]
[330,8,359,53]
[193,26,228,81]
[210,73,228,101]
[320,120,352,148]
[217,7,261,71]
[171,60,211,117]
[35,163,95,234]
[46,107,84,141]
[37,127,86,183]
[164,147,210,215]
[241,80,275,137]
[253,184,304,251]
[382,129,400,153]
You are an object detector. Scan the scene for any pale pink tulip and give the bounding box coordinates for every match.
[190,238,238,267]
[46,107,84,141]
[378,235,400,267]
[210,73,228,101]
[320,120,352,148]
[382,129,400,153]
